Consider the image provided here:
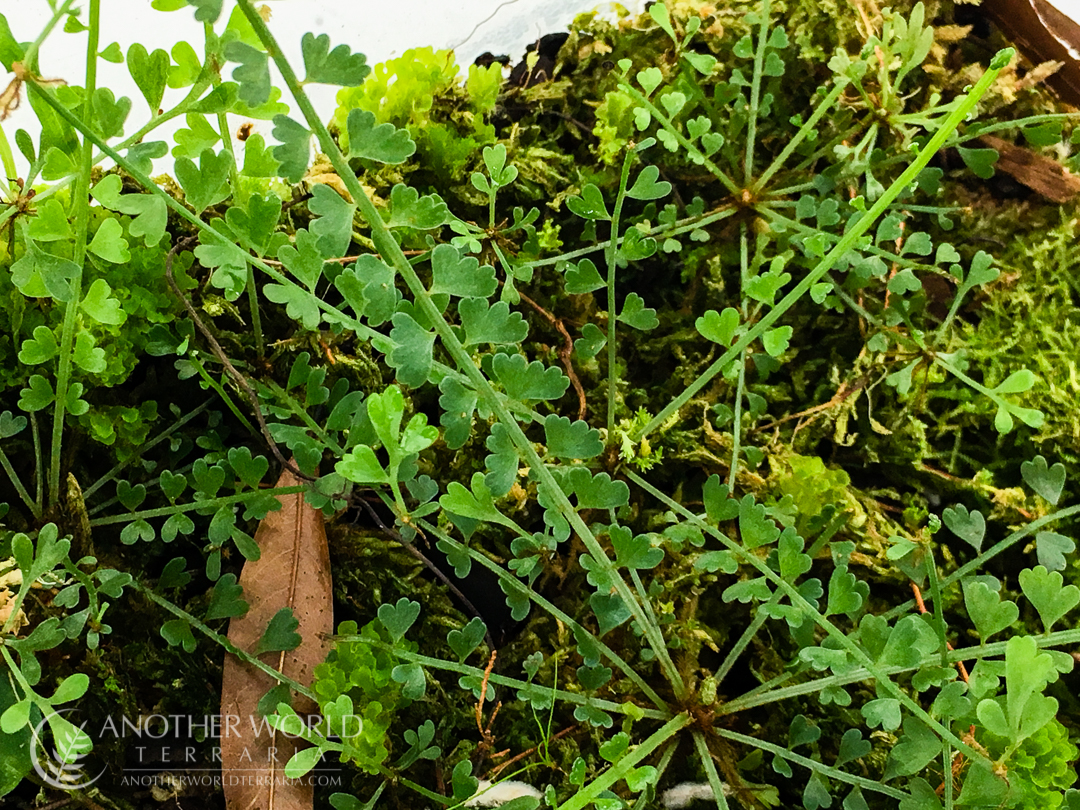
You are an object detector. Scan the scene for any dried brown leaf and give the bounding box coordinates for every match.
[220,468,333,810]
[978,134,1080,202]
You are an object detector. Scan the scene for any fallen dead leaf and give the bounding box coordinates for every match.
[220,467,333,810]
[977,133,1080,202]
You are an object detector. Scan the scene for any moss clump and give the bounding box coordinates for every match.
[984,718,1080,808]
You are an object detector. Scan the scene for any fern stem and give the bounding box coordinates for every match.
[238,5,688,698]
[743,0,773,184]
[607,150,634,436]
[47,0,99,508]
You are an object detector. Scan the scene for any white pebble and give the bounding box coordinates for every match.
[661,781,731,808]
[465,779,544,807]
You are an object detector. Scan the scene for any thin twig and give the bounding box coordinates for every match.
[918,464,1034,520]
[164,237,316,483]
[354,496,499,654]
[484,701,502,741]
[477,649,499,736]
[911,582,970,682]
[755,377,867,431]
[487,724,580,778]
[515,289,587,420]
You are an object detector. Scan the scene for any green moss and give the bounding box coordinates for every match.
[962,211,1080,458]
[313,618,413,772]
[331,48,499,189]
[771,452,863,534]
[984,718,1079,808]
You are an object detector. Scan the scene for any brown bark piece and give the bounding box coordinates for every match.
[220,468,334,810]
[982,0,1080,107]
[977,134,1080,202]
